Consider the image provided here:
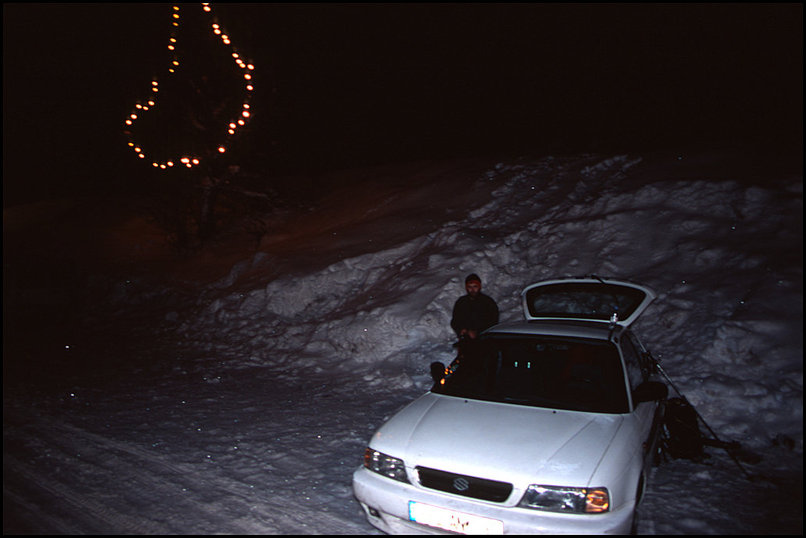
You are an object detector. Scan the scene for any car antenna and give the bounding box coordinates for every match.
[584,274,608,284]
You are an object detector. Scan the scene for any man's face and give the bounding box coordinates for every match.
[465,280,481,297]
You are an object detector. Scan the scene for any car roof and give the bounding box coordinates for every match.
[484,319,624,342]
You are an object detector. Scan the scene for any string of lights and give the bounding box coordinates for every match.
[123,3,255,170]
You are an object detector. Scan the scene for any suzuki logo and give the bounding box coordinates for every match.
[452,477,470,492]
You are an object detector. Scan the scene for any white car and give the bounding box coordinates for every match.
[353,278,668,534]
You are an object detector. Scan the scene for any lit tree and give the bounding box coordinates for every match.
[123,3,255,244]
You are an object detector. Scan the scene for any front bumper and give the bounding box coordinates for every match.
[352,467,634,535]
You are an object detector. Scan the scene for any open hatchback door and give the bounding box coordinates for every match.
[521,277,656,327]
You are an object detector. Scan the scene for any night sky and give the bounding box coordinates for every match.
[3,3,802,207]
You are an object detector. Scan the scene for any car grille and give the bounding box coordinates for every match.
[415,466,513,503]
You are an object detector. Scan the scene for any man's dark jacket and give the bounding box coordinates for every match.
[451,292,499,337]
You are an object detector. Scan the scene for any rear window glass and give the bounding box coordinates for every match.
[524,282,646,322]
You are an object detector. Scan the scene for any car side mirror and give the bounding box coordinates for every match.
[430,362,446,384]
[632,381,668,403]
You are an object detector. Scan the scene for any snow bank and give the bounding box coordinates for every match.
[179,152,802,450]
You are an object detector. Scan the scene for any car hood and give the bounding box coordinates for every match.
[370,392,625,487]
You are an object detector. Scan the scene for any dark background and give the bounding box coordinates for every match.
[3,3,802,207]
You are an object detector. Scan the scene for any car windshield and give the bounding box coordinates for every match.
[432,334,630,414]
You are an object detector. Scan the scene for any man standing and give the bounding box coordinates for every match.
[450,273,499,340]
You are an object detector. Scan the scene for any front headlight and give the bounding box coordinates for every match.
[363,448,409,483]
[519,485,610,514]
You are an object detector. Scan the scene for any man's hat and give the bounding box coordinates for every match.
[465,273,482,284]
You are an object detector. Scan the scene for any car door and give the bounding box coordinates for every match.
[622,332,663,468]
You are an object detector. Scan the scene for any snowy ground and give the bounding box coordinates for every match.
[3,150,802,534]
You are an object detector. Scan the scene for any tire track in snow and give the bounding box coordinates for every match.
[3,452,166,534]
[3,408,372,534]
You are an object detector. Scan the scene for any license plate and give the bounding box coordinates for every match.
[409,501,504,534]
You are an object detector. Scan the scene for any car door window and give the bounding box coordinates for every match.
[620,335,644,390]
[625,332,653,377]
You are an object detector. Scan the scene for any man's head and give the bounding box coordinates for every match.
[465,273,482,297]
